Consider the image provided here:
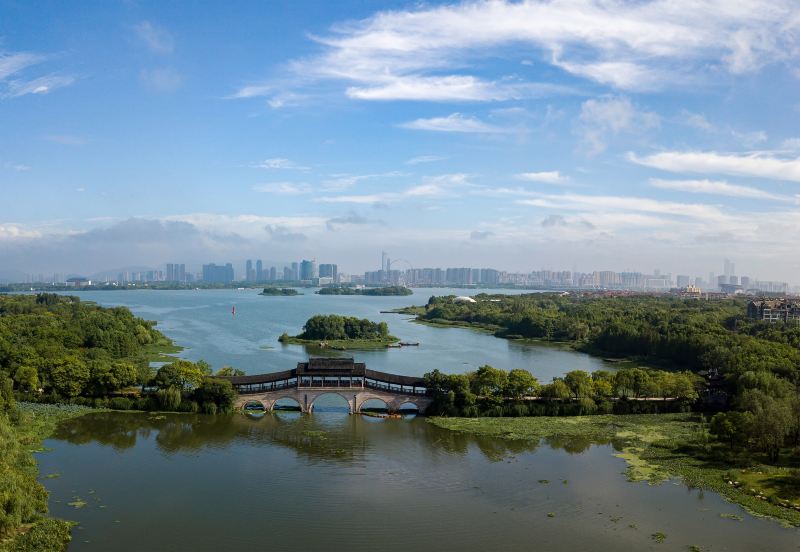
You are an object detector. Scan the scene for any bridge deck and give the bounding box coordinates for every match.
[221,358,429,397]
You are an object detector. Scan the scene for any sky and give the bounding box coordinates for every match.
[1,0,800,282]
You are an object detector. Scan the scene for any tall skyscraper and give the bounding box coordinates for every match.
[724,259,735,278]
[300,259,318,280]
[202,263,234,283]
[283,266,292,281]
[319,263,338,280]
[381,251,387,272]
[269,266,277,280]
[246,260,255,281]
[291,262,299,281]
[166,263,175,281]
[256,260,263,281]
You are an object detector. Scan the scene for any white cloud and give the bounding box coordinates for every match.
[781,138,800,151]
[0,51,76,99]
[629,150,800,182]
[0,52,43,80]
[649,178,788,201]
[578,96,659,154]
[318,173,470,204]
[251,158,310,170]
[2,162,31,172]
[516,171,568,184]
[400,113,506,133]
[406,155,447,165]
[139,68,183,93]
[44,134,87,146]
[134,21,175,55]
[681,110,715,131]
[234,0,800,102]
[252,182,311,195]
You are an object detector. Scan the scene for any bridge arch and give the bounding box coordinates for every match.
[356,396,391,413]
[308,392,354,414]
[242,399,268,411]
[271,396,303,412]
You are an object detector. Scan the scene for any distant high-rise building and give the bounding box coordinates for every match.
[300,259,318,280]
[381,251,388,272]
[246,260,255,282]
[202,263,234,283]
[256,260,263,281]
[741,276,751,289]
[166,263,175,281]
[269,266,277,280]
[319,263,338,281]
[291,262,299,281]
[724,259,735,278]
[283,266,292,281]
[729,275,738,285]
[676,275,691,288]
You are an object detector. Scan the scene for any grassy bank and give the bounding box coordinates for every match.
[279,336,399,350]
[0,403,99,552]
[429,414,800,527]
[143,336,184,363]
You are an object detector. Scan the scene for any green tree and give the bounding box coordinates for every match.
[471,365,508,397]
[541,379,571,400]
[216,366,245,377]
[505,369,540,399]
[710,411,752,450]
[13,365,40,393]
[564,370,593,399]
[193,378,237,413]
[154,360,206,390]
[47,356,89,398]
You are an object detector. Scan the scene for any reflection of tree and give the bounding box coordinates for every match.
[51,411,370,463]
[53,412,616,465]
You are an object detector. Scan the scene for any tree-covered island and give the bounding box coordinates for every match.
[278,314,399,350]
[316,285,412,296]
[259,287,300,296]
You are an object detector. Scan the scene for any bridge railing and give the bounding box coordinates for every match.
[364,379,428,396]
[235,379,296,394]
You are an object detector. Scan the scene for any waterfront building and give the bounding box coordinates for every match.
[319,263,338,281]
[256,260,263,281]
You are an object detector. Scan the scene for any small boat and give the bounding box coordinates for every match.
[399,341,419,347]
[232,305,236,316]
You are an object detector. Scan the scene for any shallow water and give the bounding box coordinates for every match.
[39,411,798,552]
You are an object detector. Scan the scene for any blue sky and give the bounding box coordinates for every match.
[1,0,800,281]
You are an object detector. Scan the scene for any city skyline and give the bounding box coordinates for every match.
[2,2,800,281]
[10,254,795,294]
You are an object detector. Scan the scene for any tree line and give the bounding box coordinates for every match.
[424,365,700,418]
[416,294,800,460]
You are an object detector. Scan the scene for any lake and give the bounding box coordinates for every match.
[65,287,611,381]
[37,289,798,551]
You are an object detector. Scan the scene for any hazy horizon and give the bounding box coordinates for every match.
[3,1,800,281]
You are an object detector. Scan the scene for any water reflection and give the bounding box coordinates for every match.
[52,412,565,463]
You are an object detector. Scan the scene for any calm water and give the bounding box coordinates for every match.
[40,412,798,552]
[36,289,798,550]
[67,288,610,380]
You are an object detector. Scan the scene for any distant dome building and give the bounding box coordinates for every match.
[453,296,477,304]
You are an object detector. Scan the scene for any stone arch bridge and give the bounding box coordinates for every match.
[222,357,432,414]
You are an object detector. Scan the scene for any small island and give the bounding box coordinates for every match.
[260,287,300,296]
[316,285,412,296]
[278,314,399,350]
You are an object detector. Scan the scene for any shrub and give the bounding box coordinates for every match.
[108,397,133,410]
[201,402,217,415]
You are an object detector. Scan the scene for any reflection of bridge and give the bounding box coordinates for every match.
[224,358,432,414]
